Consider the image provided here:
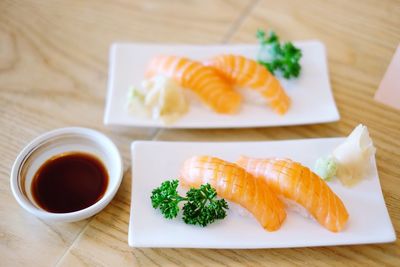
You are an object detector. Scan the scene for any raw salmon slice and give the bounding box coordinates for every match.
[237,156,349,232]
[146,55,241,114]
[180,156,286,231]
[205,55,291,115]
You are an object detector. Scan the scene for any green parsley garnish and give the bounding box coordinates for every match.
[151,180,229,227]
[256,29,302,79]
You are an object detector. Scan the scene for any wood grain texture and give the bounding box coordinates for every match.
[0,0,399,266]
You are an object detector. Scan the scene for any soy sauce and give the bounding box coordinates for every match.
[31,152,108,213]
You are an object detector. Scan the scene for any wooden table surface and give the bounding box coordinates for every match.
[1,0,399,266]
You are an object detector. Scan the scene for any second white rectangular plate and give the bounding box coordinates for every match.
[105,42,339,128]
[128,139,395,248]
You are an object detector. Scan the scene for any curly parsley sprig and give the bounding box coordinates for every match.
[151,180,229,227]
[256,29,302,79]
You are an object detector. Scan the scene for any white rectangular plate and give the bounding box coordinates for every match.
[105,42,339,128]
[128,139,395,249]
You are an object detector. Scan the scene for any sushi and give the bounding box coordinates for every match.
[180,156,286,231]
[205,54,291,115]
[236,156,349,232]
[145,55,241,114]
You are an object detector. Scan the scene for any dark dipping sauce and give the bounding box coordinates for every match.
[31,152,108,213]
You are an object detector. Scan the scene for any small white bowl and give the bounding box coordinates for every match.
[10,127,123,222]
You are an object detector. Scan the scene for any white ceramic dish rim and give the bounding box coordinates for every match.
[128,139,396,248]
[10,127,123,222]
[104,42,340,129]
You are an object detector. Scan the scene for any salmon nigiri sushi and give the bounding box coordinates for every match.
[145,55,241,114]
[236,156,349,232]
[180,156,286,231]
[205,55,291,115]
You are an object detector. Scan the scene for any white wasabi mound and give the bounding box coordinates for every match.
[127,75,188,125]
[314,124,376,186]
[314,155,338,181]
